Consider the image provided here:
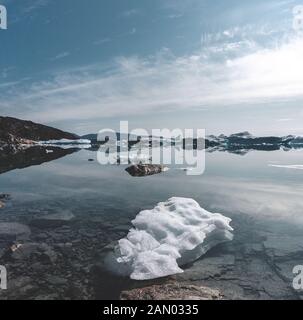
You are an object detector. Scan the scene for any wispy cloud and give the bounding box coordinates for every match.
[2,24,303,126]
[21,0,49,15]
[5,0,50,23]
[120,8,141,18]
[276,118,293,122]
[167,13,184,19]
[93,38,111,46]
[50,52,71,61]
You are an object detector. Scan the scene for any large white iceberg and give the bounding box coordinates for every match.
[105,197,233,280]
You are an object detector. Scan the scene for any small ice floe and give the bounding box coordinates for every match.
[269,164,303,170]
[105,197,233,280]
[38,139,92,149]
[39,138,91,145]
[45,149,54,154]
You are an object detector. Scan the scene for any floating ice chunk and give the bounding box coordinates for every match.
[105,197,233,280]
[269,164,303,170]
[37,139,91,149]
[38,139,91,145]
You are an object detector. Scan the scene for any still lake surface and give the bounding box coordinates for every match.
[1,147,303,299]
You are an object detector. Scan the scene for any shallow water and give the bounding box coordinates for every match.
[1,148,303,299]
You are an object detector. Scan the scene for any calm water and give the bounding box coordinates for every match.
[1,148,303,299]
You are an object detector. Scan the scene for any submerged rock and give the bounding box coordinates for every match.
[30,211,75,228]
[0,194,10,201]
[10,243,40,260]
[0,223,31,240]
[0,194,11,209]
[120,282,223,300]
[125,164,168,177]
[10,242,58,263]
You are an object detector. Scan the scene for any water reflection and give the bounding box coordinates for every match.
[0,146,78,175]
[0,146,303,299]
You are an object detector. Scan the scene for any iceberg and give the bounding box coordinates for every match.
[105,197,233,280]
[37,139,92,149]
[38,138,91,145]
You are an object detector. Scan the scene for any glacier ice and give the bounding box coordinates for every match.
[105,197,233,280]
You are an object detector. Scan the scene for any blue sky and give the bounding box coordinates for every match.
[1,0,303,135]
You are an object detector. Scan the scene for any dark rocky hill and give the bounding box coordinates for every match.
[0,116,78,143]
[0,116,79,152]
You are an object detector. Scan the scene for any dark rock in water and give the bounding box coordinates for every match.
[0,194,11,208]
[0,223,31,241]
[11,243,40,260]
[125,164,167,177]
[9,242,58,263]
[120,281,223,300]
[0,116,78,143]
[30,211,75,228]
[0,194,10,201]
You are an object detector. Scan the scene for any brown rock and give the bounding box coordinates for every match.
[120,281,223,300]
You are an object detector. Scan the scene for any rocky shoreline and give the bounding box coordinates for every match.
[0,194,302,300]
[1,116,303,300]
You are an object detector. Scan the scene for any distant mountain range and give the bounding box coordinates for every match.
[81,132,138,142]
[185,132,303,154]
[1,116,303,154]
[205,131,303,149]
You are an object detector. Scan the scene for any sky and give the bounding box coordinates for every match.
[1,0,303,136]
